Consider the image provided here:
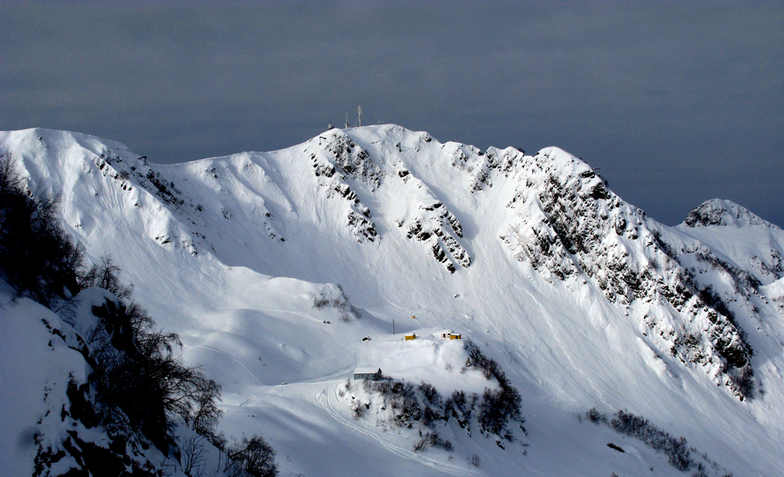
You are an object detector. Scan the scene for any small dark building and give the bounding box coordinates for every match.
[353,367,382,381]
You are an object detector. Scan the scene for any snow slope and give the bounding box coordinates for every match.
[2,125,783,476]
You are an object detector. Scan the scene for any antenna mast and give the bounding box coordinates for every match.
[345,113,350,128]
[357,105,363,127]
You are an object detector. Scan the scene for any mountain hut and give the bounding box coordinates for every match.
[353,367,382,381]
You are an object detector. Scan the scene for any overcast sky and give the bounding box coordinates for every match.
[2,1,782,227]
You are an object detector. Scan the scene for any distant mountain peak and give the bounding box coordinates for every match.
[684,199,775,229]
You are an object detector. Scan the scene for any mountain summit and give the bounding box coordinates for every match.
[2,125,784,476]
[684,198,776,228]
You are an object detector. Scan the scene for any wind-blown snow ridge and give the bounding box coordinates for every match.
[3,124,784,476]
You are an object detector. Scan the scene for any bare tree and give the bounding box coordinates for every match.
[228,435,278,477]
[181,436,208,477]
[188,378,224,437]
[80,256,134,299]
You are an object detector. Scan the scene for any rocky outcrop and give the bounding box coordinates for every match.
[400,201,471,273]
[34,316,167,477]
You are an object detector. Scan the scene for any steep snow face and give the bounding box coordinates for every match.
[684,198,776,228]
[3,125,784,476]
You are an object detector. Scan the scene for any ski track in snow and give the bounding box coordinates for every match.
[184,344,265,387]
[215,305,322,324]
[257,308,322,324]
[517,286,607,408]
[517,287,575,395]
[315,385,483,477]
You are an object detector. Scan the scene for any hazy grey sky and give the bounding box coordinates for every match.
[2,1,782,226]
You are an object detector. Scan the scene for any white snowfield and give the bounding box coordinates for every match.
[2,124,784,476]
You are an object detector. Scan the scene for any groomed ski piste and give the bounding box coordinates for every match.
[2,124,784,476]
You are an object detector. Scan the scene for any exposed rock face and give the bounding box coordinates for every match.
[496,148,754,399]
[306,130,380,243]
[320,129,383,190]
[684,199,775,228]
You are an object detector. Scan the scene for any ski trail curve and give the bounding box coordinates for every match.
[258,308,322,323]
[184,343,264,387]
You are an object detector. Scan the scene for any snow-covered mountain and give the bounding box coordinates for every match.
[2,125,784,476]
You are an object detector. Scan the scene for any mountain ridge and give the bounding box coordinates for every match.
[2,124,784,476]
